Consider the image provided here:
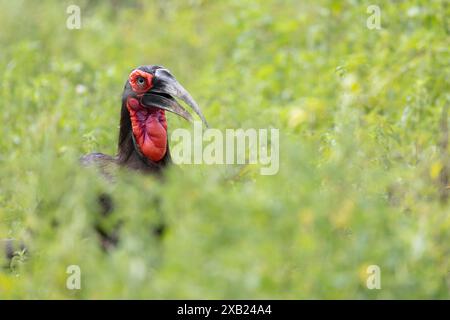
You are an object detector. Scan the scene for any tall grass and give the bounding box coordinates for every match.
[0,0,448,298]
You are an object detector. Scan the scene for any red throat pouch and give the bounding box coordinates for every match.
[126,98,168,162]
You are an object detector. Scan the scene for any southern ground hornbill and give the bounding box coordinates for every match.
[81,65,208,172]
[81,65,208,249]
[1,66,208,264]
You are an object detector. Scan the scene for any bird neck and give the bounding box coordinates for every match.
[117,101,171,173]
[126,98,168,162]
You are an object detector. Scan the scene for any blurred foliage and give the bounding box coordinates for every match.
[0,0,449,298]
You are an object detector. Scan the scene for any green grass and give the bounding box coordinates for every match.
[0,0,449,299]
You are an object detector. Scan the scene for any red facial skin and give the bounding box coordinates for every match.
[129,69,153,94]
[127,70,168,162]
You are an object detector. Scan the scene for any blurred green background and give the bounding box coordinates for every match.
[0,0,449,299]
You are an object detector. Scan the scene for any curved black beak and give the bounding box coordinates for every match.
[141,68,209,127]
[140,93,193,122]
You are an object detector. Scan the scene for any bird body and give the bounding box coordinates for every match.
[79,65,208,249]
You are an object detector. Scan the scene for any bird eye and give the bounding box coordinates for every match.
[137,77,145,85]
[129,70,153,93]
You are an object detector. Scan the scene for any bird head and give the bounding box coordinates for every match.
[119,65,208,165]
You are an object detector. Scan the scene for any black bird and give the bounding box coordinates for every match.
[81,65,208,174]
[81,65,208,249]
